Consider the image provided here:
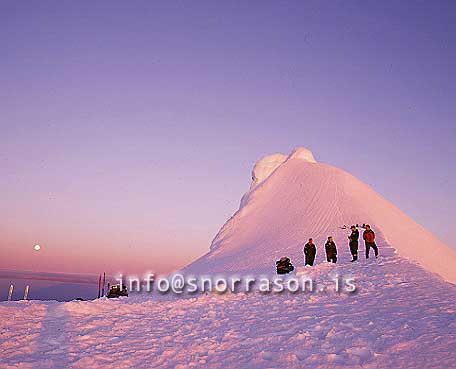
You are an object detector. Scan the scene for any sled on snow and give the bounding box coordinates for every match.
[106,283,129,298]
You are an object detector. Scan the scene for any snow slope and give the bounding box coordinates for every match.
[1,257,456,368]
[185,147,456,284]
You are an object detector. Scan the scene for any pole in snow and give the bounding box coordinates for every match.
[97,274,101,298]
[101,272,106,297]
[24,285,29,300]
[8,285,13,302]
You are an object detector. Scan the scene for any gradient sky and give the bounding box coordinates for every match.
[1,1,455,275]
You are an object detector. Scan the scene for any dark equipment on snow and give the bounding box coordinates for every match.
[276,257,294,274]
[341,224,362,230]
[106,283,129,298]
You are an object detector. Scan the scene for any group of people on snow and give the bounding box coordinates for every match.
[302,224,379,267]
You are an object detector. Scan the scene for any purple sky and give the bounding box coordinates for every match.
[1,1,455,275]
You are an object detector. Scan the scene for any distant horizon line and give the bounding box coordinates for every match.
[0,269,101,285]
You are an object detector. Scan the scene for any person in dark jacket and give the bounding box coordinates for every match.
[304,238,317,266]
[348,225,359,262]
[363,224,379,258]
[325,236,337,263]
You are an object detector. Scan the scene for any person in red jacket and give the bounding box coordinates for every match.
[363,225,379,259]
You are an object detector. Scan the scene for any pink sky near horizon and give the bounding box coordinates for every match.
[1,213,210,275]
[1,2,455,276]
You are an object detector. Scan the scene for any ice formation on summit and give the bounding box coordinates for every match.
[288,146,317,163]
[250,154,287,189]
[250,147,316,190]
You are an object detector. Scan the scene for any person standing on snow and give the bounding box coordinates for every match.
[304,238,317,266]
[325,236,338,263]
[363,224,379,258]
[348,225,359,262]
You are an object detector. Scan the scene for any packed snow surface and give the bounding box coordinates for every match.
[2,257,456,368]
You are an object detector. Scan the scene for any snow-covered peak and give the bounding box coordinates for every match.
[250,147,316,190]
[288,146,317,163]
[187,148,456,284]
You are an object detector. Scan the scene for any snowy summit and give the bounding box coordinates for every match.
[187,146,456,284]
[250,147,316,190]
